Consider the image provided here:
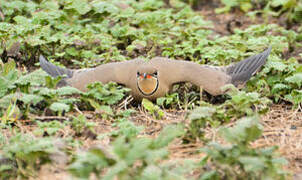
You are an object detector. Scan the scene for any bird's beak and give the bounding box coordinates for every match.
[143,73,147,79]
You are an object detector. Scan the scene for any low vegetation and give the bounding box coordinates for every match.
[1,0,302,179]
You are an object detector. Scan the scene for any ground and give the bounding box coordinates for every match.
[1,0,302,179]
[26,7,302,180]
[14,104,302,179]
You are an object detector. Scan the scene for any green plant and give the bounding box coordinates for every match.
[109,109,142,138]
[1,99,20,125]
[214,0,302,23]
[267,0,302,23]
[81,82,130,119]
[157,92,179,108]
[215,0,253,13]
[142,98,164,119]
[187,86,271,140]
[71,114,96,135]
[200,116,288,179]
[34,120,66,136]
[0,61,83,117]
[68,124,185,179]
[0,133,66,179]
[0,0,297,179]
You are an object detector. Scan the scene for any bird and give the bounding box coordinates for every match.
[39,46,272,101]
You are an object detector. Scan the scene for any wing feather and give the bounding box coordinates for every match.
[150,46,271,96]
[67,60,143,91]
[225,46,271,86]
[40,56,143,91]
[150,58,231,95]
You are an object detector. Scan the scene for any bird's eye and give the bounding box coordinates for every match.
[153,72,158,76]
[137,72,140,76]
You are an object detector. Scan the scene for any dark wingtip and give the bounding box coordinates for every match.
[39,55,48,70]
[267,45,272,52]
[227,46,272,86]
[262,46,272,59]
[39,55,56,77]
[39,55,46,64]
[39,55,73,79]
[253,45,272,72]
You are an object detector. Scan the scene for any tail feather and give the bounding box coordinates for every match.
[226,46,272,86]
[39,55,73,86]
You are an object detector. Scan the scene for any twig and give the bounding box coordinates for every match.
[117,95,134,110]
[34,116,69,121]
[74,104,83,114]
[0,9,4,21]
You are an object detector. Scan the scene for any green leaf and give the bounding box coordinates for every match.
[142,98,154,112]
[238,156,265,172]
[272,157,288,165]
[285,73,302,86]
[65,47,78,57]
[84,82,129,105]
[156,97,165,106]
[141,165,162,180]
[0,78,10,98]
[125,138,152,164]
[45,76,63,89]
[0,22,13,32]
[200,170,218,180]
[0,94,18,109]
[152,125,184,148]
[271,83,290,93]
[56,86,81,95]
[65,0,91,15]
[20,94,43,105]
[49,102,70,112]
[219,116,263,144]
[99,105,113,116]
[92,1,119,14]
[271,0,289,7]
[240,2,252,12]
[15,69,47,86]
[188,107,216,121]
[102,161,127,180]
[267,61,287,71]
[71,114,96,134]
[285,89,302,107]
[142,98,164,119]
[2,61,16,76]
[86,99,100,110]
[1,133,64,178]
[13,16,29,24]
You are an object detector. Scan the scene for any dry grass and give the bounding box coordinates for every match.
[1,103,293,179]
[10,5,302,180]
[255,104,302,173]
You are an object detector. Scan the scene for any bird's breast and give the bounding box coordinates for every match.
[133,77,169,101]
[137,78,158,96]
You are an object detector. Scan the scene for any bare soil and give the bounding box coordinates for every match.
[17,103,302,179]
[4,2,302,179]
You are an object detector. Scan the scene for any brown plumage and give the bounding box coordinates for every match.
[40,47,271,101]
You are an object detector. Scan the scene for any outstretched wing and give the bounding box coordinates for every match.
[150,46,271,96]
[40,56,143,91]
[225,46,272,86]
[68,60,143,91]
[150,58,231,96]
[39,55,74,86]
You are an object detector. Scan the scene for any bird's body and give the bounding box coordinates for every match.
[40,47,271,101]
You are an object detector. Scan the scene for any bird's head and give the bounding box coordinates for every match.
[136,66,159,96]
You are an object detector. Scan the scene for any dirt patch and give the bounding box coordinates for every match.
[3,2,302,178]
[255,104,302,173]
[7,104,296,178]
